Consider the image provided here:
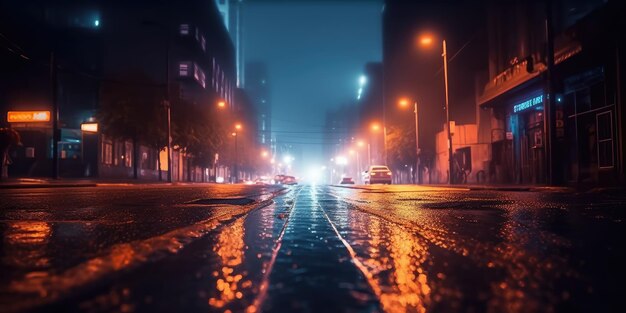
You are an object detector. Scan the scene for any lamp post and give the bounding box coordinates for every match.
[232,132,238,183]
[370,122,383,165]
[442,40,453,184]
[420,35,454,184]
[399,98,421,184]
[232,123,242,183]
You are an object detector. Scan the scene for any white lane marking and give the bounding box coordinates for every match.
[249,186,303,313]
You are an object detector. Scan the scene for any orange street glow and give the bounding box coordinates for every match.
[371,123,380,131]
[7,111,51,123]
[419,35,433,46]
[235,123,242,130]
[217,101,226,108]
[398,98,410,107]
[80,122,98,132]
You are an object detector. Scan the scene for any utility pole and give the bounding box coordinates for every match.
[544,0,557,185]
[50,52,59,179]
[414,101,421,184]
[443,40,454,184]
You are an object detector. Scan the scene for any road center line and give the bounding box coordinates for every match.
[248,186,302,313]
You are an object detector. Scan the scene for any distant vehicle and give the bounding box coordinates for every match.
[254,177,271,185]
[339,177,355,184]
[273,174,286,185]
[282,175,298,185]
[363,165,392,184]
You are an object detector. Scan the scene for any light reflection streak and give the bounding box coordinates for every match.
[326,196,433,313]
[4,221,52,269]
[209,218,246,309]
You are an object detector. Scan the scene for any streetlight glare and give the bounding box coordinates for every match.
[419,35,433,46]
[217,101,226,108]
[335,156,348,165]
[371,123,380,131]
[235,123,242,130]
[359,75,367,85]
[399,98,410,107]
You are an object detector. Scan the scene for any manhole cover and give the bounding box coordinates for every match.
[188,198,256,205]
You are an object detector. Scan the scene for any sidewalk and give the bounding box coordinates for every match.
[0,177,216,189]
[333,183,575,193]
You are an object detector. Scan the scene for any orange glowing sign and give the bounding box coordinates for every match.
[7,111,51,123]
[81,123,98,132]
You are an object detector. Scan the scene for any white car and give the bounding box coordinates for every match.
[363,165,392,184]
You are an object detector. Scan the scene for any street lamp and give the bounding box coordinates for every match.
[231,131,238,183]
[419,34,454,184]
[399,98,421,184]
[217,100,226,109]
[231,123,242,183]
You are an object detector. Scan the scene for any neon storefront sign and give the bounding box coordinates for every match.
[513,95,543,113]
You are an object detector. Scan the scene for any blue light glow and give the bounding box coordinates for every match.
[513,95,543,113]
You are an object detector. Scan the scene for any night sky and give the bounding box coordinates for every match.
[244,0,382,173]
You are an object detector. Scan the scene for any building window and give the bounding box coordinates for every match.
[102,139,112,165]
[179,62,190,77]
[200,35,206,51]
[179,24,189,35]
[124,141,133,168]
[597,111,614,168]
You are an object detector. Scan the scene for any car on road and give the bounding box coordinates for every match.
[363,165,392,184]
[273,174,286,185]
[339,177,355,184]
[282,175,298,185]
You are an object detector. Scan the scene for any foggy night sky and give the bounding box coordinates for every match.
[244,0,382,172]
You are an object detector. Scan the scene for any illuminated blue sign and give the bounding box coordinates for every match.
[513,95,543,113]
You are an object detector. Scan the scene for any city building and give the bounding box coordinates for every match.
[477,0,624,186]
[245,62,272,149]
[0,0,237,181]
[215,0,245,87]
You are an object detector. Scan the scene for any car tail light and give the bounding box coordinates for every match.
[371,172,376,176]
[387,171,392,176]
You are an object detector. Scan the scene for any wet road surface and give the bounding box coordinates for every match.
[1,184,624,312]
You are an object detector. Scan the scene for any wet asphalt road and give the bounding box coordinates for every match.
[0,184,625,313]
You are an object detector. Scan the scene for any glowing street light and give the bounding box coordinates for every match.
[335,156,348,165]
[417,33,454,184]
[371,123,381,131]
[235,123,242,130]
[419,35,433,46]
[217,100,226,109]
[261,150,269,158]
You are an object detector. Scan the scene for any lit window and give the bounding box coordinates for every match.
[179,24,189,35]
[125,141,133,168]
[103,142,112,165]
[179,62,190,77]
